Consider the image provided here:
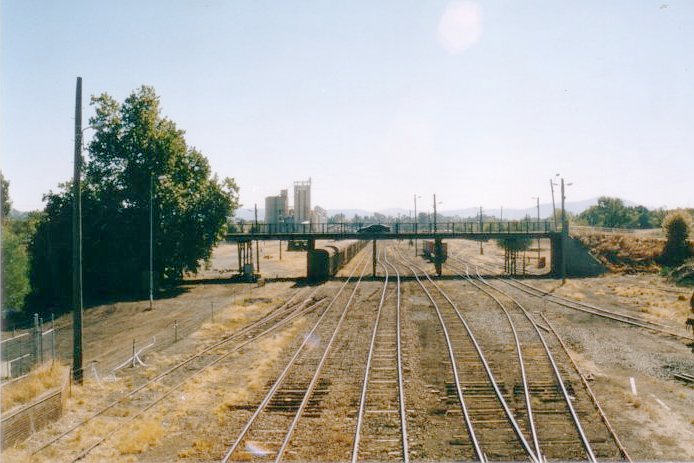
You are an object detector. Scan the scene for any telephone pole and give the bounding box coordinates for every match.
[72,77,84,384]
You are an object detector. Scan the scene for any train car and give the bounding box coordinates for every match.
[308,240,367,281]
[422,240,448,262]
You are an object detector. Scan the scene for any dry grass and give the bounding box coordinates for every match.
[1,363,67,412]
[114,419,164,454]
[215,322,305,417]
[574,233,663,273]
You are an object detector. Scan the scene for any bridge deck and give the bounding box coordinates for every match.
[225,221,560,242]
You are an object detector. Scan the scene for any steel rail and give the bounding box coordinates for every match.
[450,254,694,342]
[540,313,633,463]
[382,246,410,462]
[71,295,328,462]
[473,268,597,463]
[273,249,372,462]
[396,247,540,463]
[451,262,542,460]
[33,287,315,456]
[221,251,370,463]
[351,246,390,462]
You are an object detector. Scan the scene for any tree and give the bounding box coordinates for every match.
[27,86,239,314]
[1,170,10,219]
[659,211,691,266]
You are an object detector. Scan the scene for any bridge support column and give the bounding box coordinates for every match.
[434,238,443,276]
[550,234,563,277]
[372,240,377,277]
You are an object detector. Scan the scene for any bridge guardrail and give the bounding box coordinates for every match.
[228,220,558,236]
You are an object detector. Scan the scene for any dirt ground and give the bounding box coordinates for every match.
[2,239,693,462]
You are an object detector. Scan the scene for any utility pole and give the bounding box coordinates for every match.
[72,77,84,384]
[414,194,419,257]
[254,203,260,274]
[433,194,438,233]
[479,206,483,255]
[561,178,567,283]
[536,196,541,261]
[550,178,558,230]
[149,173,154,311]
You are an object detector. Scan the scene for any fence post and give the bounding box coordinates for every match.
[174,320,178,343]
[39,317,44,363]
[211,302,214,322]
[131,339,136,368]
[32,313,40,367]
[51,314,56,364]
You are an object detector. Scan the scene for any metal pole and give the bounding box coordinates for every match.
[536,196,541,263]
[479,206,483,255]
[131,339,136,368]
[561,178,567,283]
[279,240,282,260]
[211,301,214,322]
[72,76,84,384]
[39,317,44,363]
[32,314,40,366]
[550,179,558,230]
[255,204,260,274]
[414,194,418,257]
[149,173,154,311]
[174,320,178,343]
[433,194,437,233]
[51,314,56,364]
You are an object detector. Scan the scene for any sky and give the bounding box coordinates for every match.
[2,0,694,214]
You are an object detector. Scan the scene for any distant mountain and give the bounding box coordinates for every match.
[8,208,31,220]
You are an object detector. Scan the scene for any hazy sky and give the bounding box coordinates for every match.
[3,1,693,213]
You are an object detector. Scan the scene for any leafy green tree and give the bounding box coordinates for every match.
[27,86,239,314]
[2,223,30,313]
[1,170,10,220]
[659,211,691,266]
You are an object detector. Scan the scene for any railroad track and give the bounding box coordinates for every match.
[31,286,326,461]
[351,246,409,462]
[390,245,538,462]
[220,250,372,462]
[449,253,694,342]
[443,256,616,461]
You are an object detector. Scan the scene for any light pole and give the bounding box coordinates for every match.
[414,194,421,256]
[550,174,559,230]
[532,196,540,263]
[149,173,168,311]
[560,178,573,283]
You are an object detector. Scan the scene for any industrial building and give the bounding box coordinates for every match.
[294,178,311,224]
[265,189,289,229]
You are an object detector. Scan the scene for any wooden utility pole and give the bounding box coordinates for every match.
[72,77,84,384]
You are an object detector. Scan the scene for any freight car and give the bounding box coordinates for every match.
[307,240,367,281]
[421,240,448,262]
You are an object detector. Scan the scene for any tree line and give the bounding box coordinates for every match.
[2,86,239,323]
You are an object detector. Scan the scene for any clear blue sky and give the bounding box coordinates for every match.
[3,0,693,213]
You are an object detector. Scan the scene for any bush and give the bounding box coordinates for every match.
[659,211,692,266]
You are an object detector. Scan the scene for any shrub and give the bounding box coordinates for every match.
[659,211,692,266]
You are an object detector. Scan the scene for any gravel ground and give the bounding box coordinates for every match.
[4,239,693,462]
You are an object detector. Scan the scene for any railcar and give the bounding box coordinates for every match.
[307,240,367,281]
[422,240,448,262]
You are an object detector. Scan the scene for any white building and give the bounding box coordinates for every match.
[265,189,288,228]
[293,178,311,225]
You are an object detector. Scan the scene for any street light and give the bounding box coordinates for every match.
[149,173,168,311]
[550,173,560,230]
[560,177,573,283]
[531,196,540,263]
[433,194,442,232]
[414,194,422,256]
